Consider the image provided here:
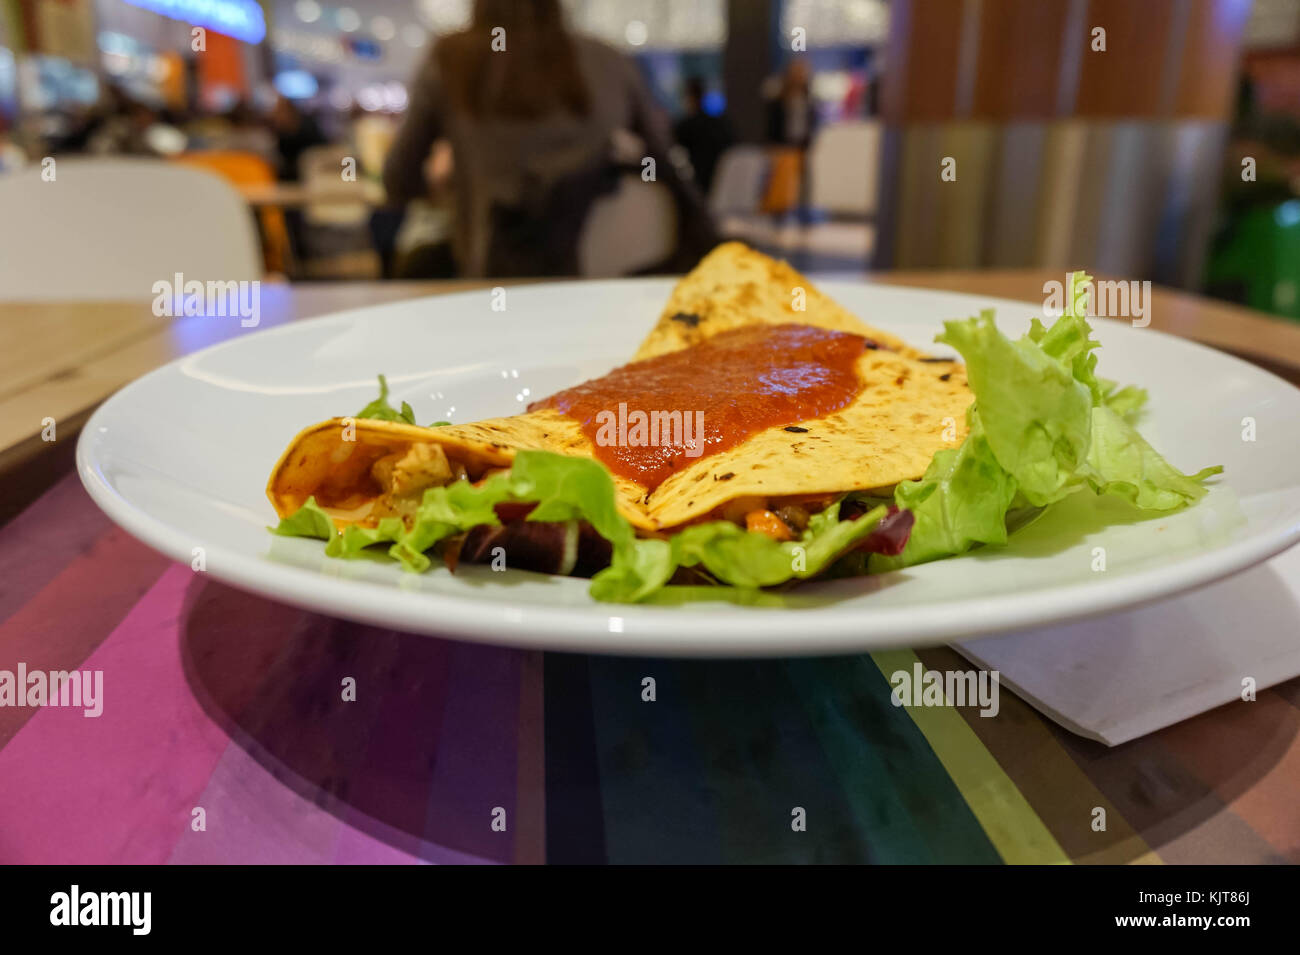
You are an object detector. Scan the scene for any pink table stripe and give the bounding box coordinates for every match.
[0,566,228,863]
[0,528,171,748]
[0,473,114,624]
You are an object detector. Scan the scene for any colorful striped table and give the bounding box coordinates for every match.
[3,468,1297,865]
[4,277,1298,865]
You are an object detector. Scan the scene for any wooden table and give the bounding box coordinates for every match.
[2,272,1299,866]
[236,180,387,208]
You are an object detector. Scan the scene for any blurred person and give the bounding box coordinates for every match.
[270,94,327,181]
[58,84,159,156]
[215,99,277,163]
[761,59,818,222]
[391,139,458,279]
[383,0,716,277]
[673,76,733,195]
[765,58,817,149]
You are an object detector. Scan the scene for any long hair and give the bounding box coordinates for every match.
[436,0,591,121]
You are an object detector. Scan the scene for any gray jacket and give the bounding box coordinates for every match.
[383,35,677,277]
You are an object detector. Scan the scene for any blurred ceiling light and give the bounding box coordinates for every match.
[372,16,397,41]
[781,0,888,46]
[402,24,427,47]
[336,7,362,33]
[357,85,384,111]
[272,28,345,63]
[566,0,725,51]
[811,71,851,101]
[120,0,266,44]
[97,31,136,55]
[624,19,648,47]
[328,86,353,110]
[294,0,321,24]
[383,82,408,110]
[417,0,472,33]
[274,69,319,100]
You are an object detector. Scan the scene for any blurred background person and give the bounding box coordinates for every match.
[59,84,159,156]
[761,58,818,224]
[214,99,277,165]
[383,0,715,277]
[270,94,326,183]
[765,58,817,150]
[673,76,733,194]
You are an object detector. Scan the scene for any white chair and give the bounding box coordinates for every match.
[808,120,883,216]
[708,144,770,218]
[0,157,261,301]
[578,176,678,277]
[707,145,773,245]
[298,144,370,228]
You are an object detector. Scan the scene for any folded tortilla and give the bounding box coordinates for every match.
[268,243,973,533]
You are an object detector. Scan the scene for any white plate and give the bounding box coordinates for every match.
[77,279,1300,657]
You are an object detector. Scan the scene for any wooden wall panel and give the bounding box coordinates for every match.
[1074,0,1176,117]
[1174,0,1253,117]
[972,0,1072,119]
[881,0,966,123]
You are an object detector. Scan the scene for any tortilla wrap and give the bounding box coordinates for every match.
[268,244,973,533]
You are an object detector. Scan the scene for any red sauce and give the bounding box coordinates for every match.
[530,323,869,491]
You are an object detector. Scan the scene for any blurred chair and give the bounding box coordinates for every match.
[709,145,769,216]
[708,145,770,244]
[577,175,678,277]
[173,150,291,274]
[0,158,260,301]
[298,144,370,228]
[808,120,882,216]
[294,144,381,279]
[779,120,883,267]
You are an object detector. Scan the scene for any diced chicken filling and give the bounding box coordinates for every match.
[370,443,460,518]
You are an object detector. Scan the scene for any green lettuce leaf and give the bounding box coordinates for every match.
[1097,378,1148,422]
[872,417,1017,571]
[272,449,891,603]
[874,270,1220,571]
[355,374,418,426]
[269,496,335,539]
[940,309,1092,507]
[644,500,890,591]
[327,517,406,558]
[1083,405,1223,510]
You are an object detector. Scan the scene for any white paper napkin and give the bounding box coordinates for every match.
[952,543,1300,746]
